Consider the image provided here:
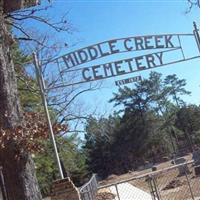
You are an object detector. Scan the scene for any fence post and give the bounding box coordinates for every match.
[89,183,94,199]
[184,164,195,200]
[115,184,121,200]
[93,175,98,197]
[147,175,161,200]
[0,167,8,200]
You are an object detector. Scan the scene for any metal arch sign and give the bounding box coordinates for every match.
[60,34,178,68]
[33,22,200,181]
[42,23,200,89]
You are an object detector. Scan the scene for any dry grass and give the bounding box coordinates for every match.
[96,188,115,200]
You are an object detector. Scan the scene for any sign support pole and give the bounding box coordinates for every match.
[193,21,200,53]
[33,52,64,179]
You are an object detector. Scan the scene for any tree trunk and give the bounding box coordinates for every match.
[3,0,40,13]
[0,9,42,200]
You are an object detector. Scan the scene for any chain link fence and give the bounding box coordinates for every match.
[97,160,200,200]
[0,167,8,200]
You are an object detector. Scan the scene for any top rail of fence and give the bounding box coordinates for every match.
[98,160,194,189]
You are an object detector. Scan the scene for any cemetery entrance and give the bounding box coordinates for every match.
[34,22,200,200]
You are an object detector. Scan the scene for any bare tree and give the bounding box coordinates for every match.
[32,42,101,137]
[187,0,200,12]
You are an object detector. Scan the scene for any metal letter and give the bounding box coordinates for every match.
[155,35,165,48]
[193,22,200,53]
[155,52,163,65]
[165,35,174,48]
[114,60,126,75]
[135,55,146,70]
[77,49,88,63]
[124,58,134,72]
[144,36,154,49]
[108,40,120,54]
[92,65,103,80]
[62,54,76,69]
[146,54,156,68]
[82,67,92,81]
[97,43,110,57]
[103,63,114,77]
[135,37,145,50]
[87,46,99,60]
[124,38,133,51]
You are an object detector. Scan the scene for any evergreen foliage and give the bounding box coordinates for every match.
[83,72,200,178]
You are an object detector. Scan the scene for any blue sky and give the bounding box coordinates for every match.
[38,0,200,116]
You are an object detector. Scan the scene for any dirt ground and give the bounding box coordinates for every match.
[97,188,115,200]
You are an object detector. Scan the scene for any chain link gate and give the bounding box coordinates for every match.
[79,174,98,200]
